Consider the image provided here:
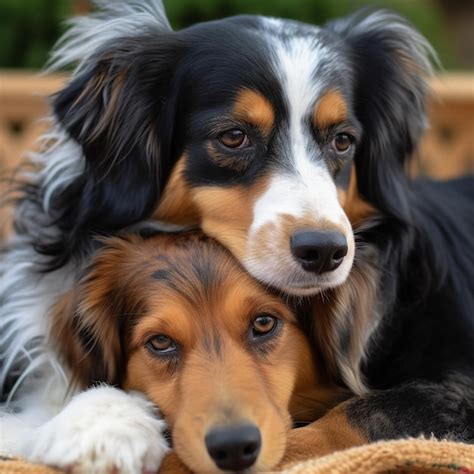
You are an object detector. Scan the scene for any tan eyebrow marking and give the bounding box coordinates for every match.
[314,89,348,129]
[233,88,275,137]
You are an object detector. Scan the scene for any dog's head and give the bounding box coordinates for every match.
[52,3,434,294]
[51,231,323,472]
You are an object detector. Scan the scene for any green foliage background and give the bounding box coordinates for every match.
[0,0,457,70]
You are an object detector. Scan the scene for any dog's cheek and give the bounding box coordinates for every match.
[123,352,179,423]
[190,186,254,260]
[154,155,201,226]
[339,165,376,226]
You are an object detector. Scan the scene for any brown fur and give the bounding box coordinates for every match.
[52,80,377,469]
[95,70,127,139]
[311,255,380,395]
[152,87,276,228]
[153,157,272,260]
[232,89,275,137]
[71,69,107,114]
[50,237,155,387]
[189,177,270,262]
[313,90,348,129]
[339,166,376,226]
[71,66,128,142]
[51,232,340,473]
[154,155,201,225]
[276,402,367,469]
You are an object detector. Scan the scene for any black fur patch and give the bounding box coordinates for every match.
[347,373,474,442]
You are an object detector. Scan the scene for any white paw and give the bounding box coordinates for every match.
[22,386,169,474]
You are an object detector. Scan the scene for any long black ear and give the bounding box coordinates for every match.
[327,10,436,223]
[53,35,182,239]
[43,2,185,265]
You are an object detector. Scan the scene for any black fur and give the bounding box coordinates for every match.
[47,10,474,442]
[48,17,283,267]
[343,177,474,442]
[46,33,186,267]
[347,373,474,441]
[6,5,473,447]
[327,9,432,225]
[323,13,474,441]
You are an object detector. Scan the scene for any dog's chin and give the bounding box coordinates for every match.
[277,284,333,297]
[276,275,349,297]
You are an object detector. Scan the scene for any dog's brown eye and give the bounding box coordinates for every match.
[332,133,353,153]
[146,334,177,355]
[219,129,249,149]
[252,314,278,336]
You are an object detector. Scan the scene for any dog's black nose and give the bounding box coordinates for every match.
[205,424,261,471]
[290,230,348,273]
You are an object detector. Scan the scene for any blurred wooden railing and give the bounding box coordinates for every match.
[0,70,473,237]
[0,71,67,171]
[419,74,474,177]
[1,70,473,178]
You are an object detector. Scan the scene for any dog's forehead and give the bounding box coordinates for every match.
[179,15,349,108]
[261,17,351,108]
[147,236,238,298]
[145,237,290,317]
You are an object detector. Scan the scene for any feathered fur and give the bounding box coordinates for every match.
[1,1,473,470]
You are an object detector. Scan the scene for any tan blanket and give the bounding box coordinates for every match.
[1,439,473,473]
[284,438,474,473]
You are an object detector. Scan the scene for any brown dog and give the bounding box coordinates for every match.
[50,231,346,472]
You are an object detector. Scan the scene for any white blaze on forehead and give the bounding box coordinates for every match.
[273,36,325,132]
[275,36,326,175]
[261,17,329,116]
[250,23,346,234]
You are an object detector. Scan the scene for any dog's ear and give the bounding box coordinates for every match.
[327,10,436,223]
[45,2,185,264]
[52,34,184,250]
[50,236,146,387]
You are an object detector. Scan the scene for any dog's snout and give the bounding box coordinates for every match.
[205,424,261,471]
[290,230,348,274]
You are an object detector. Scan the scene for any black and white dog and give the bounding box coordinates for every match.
[1,0,473,472]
